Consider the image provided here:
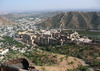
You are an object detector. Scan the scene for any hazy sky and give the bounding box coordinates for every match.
[0,0,100,12]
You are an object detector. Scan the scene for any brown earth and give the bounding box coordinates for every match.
[35,54,86,71]
[0,16,16,26]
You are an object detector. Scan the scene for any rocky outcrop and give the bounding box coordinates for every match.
[0,58,38,71]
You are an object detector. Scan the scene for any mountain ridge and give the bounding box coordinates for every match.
[0,16,16,26]
[37,12,100,30]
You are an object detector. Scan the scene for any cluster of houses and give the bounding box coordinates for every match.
[0,36,32,61]
[17,29,92,46]
[0,45,33,61]
[0,17,42,38]
[0,29,92,61]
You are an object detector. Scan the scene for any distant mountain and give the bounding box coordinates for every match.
[37,12,100,30]
[0,16,16,26]
[1,12,60,20]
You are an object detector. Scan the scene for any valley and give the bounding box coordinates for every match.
[0,11,100,71]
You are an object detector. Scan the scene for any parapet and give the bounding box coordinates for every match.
[0,58,38,71]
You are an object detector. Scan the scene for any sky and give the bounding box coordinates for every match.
[0,0,100,12]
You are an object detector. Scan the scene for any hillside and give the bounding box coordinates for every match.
[5,49,90,71]
[0,16,16,26]
[39,44,100,71]
[37,12,100,30]
[36,54,89,71]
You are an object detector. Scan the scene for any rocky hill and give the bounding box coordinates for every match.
[0,16,16,26]
[37,12,100,30]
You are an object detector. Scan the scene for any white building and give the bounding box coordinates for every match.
[0,49,9,55]
[0,55,4,61]
[78,37,92,43]
[69,31,80,41]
